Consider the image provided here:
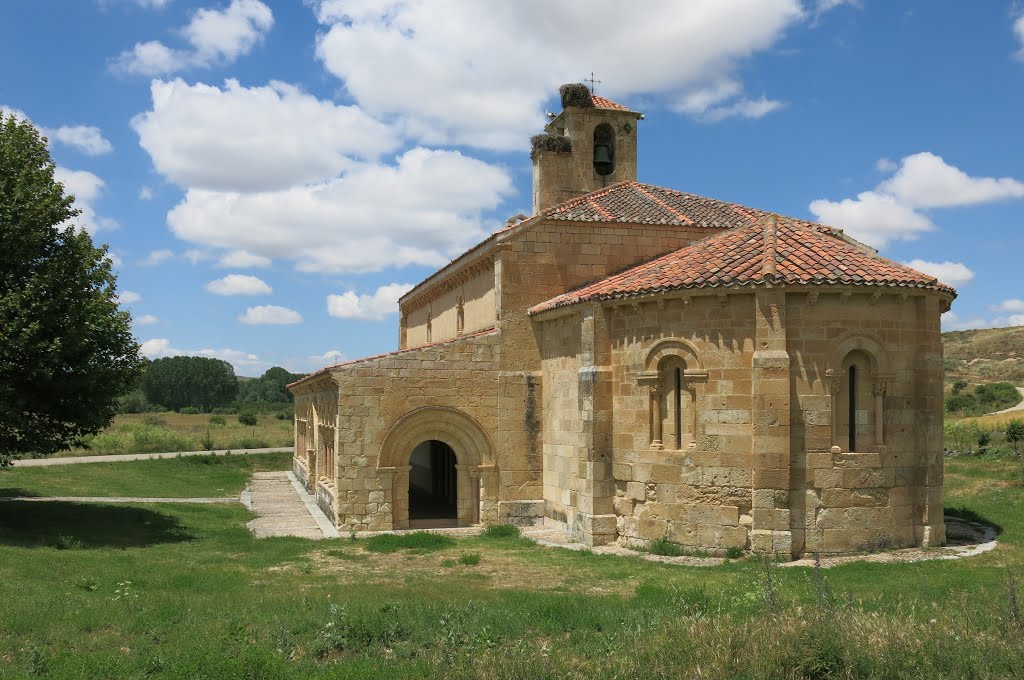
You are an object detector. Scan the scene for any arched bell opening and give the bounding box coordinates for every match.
[593,123,615,177]
[408,440,458,526]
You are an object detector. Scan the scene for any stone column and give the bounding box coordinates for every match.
[649,384,664,450]
[872,379,887,449]
[825,369,844,453]
[573,304,616,546]
[750,287,795,557]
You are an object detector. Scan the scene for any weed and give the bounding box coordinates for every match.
[648,536,685,556]
[208,415,226,426]
[364,531,456,553]
[74,577,99,591]
[324,549,366,562]
[199,428,215,451]
[482,523,521,539]
[759,555,781,616]
[441,559,457,568]
[1010,569,1020,629]
[458,553,481,566]
[55,534,84,550]
[725,546,744,559]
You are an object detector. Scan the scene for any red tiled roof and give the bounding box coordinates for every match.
[288,327,499,388]
[541,181,762,228]
[529,215,956,314]
[591,94,631,111]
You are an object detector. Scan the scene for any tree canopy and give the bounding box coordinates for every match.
[236,366,305,405]
[142,356,238,412]
[0,112,142,464]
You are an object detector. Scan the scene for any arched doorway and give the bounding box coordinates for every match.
[408,440,457,525]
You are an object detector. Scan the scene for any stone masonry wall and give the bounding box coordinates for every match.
[326,331,500,531]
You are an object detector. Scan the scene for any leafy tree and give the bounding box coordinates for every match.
[235,366,304,405]
[142,356,238,411]
[0,112,142,465]
[951,379,968,395]
[1007,420,1024,454]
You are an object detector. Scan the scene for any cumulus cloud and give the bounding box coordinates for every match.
[132,79,399,191]
[42,125,113,155]
[140,338,269,373]
[990,299,1024,313]
[674,79,784,121]
[312,0,803,147]
[54,167,119,233]
[941,311,989,332]
[218,250,271,268]
[139,186,154,200]
[112,0,273,75]
[205,274,272,295]
[327,283,413,320]
[139,248,175,266]
[134,314,159,325]
[117,290,142,304]
[239,305,302,324]
[901,259,974,287]
[810,152,1024,248]
[166,147,512,273]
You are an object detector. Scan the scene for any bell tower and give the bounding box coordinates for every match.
[531,83,643,213]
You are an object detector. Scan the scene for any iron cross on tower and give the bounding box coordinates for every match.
[585,72,601,93]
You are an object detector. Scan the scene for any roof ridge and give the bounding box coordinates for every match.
[633,183,690,223]
[762,214,778,280]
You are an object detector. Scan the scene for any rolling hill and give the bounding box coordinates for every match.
[943,325,1024,386]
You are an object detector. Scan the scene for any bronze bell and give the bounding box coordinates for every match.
[593,143,613,175]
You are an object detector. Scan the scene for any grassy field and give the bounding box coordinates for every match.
[943,325,1024,385]
[1,455,1023,678]
[56,412,294,457]
[0,452,290,499]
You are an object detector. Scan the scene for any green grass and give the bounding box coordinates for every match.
[364,531,456,553]
[0,451,290,498]
[0,455,1023,678]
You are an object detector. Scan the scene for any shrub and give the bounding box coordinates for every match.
[944,420,980,452]
[211,406,237,415]
[559,82,593,109]
[530,133,571,159]
[208,415,226,426]
[179,406,200,415]
[458,553,481,566]
[85,423,192,455]
[952,379,968,395]
[238,412,258,426]
[482,524,520,539]
[977,429,992,449]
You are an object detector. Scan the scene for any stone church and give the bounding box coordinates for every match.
[289,85,954,557]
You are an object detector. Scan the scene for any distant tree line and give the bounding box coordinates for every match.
[945,380,1021,417]
[117,357,305,414]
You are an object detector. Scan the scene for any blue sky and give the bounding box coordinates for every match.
[2,0,1023,376]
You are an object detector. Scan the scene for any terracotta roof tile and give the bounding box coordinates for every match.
[541,181,760,227]
[529,216,955,314]
[590,94,631,111]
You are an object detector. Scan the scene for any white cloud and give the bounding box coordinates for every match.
[809,190,934,248]
[54,167,119,233]
[139,248,175,266]
[1014,13,1024,60]
[183,248,211,265]
[878,152,1024,208]
[239,305,302,324]
[901,260,974,287]
[42,125,113,155]
[112,0,273,75]
[312,0,803,147]
[875,158,897,173]
[218,250,271,268]
[135,314,159,325]
[167,147,512,273]
[941,311,989,332]
[674,78,784,121]
[281,349,348,374]
[327,283,413,320]
[810,153,1024,248]
[117,290,142,304]
[132,78,399,191]
[205,274,272,295]
[107,252,123,268]
[139,186,154,200]
[140,338,269,373]
[990,299,1024,313]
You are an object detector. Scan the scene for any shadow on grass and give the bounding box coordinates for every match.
[0,501,195,549]
[0,488,41,499]
[945,505,1003,534]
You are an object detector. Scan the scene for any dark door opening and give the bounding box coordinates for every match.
[408,440,457,521]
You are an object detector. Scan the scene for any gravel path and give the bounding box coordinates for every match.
[10,447,290,467]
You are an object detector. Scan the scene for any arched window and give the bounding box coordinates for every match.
[834,349,877,452]
[658,356,689,450]
[593,123,615,176]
